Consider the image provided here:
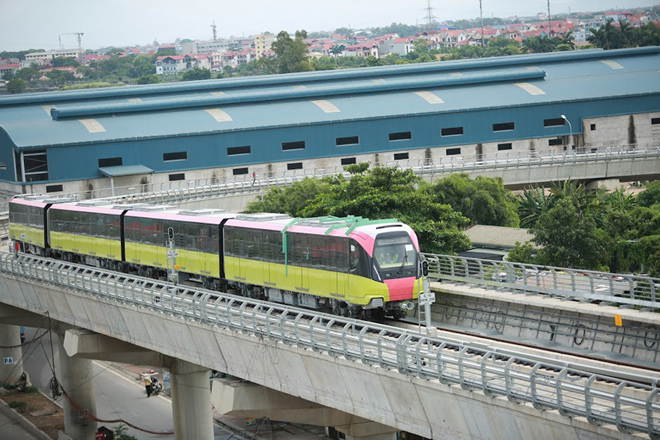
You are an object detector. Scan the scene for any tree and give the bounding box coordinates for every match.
[271,30,313,74]
[431,174,519,227]
[6,78,26,94]
[51,56,79,67]
[329,44,344,65]
[245,177,332,216]
[517,186,555,228]
[15,66,39,82]
[137,74,160,84]
[485,38,520,57]
[181,68,212,81]
[531,198,611,270]
[636,181,660,208]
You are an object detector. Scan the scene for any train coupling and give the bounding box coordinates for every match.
[400,301,415,311]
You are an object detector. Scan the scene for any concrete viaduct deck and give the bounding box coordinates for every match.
[0,253,658,440]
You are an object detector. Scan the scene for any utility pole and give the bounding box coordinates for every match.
[480,0,485,47]
[547,0,551,34]
[424,0,437,30]
[210,21,217,42]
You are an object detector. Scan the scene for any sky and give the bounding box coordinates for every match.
[1,0,658,52]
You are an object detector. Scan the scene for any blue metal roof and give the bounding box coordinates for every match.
[0,47,659,184]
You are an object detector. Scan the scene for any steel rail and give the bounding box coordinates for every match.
[0,252,658,438]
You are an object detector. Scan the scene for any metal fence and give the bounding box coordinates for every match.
[0,252,658,439]
[423,253,660,309]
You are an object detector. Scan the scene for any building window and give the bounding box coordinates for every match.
[341,157,357,165]
[163,151,187,161]
[389,131,412,141]
[282,141,305,151]
[233,167,249,175]
[652,118,660,125]
[336,136,359,146]
[544,118,565,127]
[23,150,49,182]
[46,184,63,193]
[287,162,303,170]
[394,152,409,160]
[590,124,596,131]
[227,146,251,155]
[441,127,464,136]
[169,173,185,181]
[446,148,461,155]
[497,143,513,151]
[98,157,122,167]
[493,122,515,132]
[548,138,563,146]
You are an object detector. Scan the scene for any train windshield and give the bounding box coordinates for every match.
[373,232,417,279]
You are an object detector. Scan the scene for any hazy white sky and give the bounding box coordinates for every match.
[1,0,657,51]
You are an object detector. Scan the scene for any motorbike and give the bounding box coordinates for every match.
[151,377,163,396]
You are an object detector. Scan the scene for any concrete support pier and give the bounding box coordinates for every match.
[171,359,213,440]
[58,333,98,440]
[0,324,23,385]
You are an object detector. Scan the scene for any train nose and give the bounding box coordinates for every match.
[383,277,415,301]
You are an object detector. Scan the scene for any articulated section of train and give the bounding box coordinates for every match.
[9,196,422,319]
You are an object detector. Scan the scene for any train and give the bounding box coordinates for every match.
[8,196,423,319]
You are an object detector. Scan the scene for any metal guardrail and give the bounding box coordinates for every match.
[0,252,658,438]
[423,253,660,309]
[11,143,659,205]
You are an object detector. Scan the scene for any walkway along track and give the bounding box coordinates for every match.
[0,252,658,439]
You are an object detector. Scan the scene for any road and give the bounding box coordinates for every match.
[21,328,236,439]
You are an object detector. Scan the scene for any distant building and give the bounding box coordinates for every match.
[254,33,275,60]
[24,49,81,66]
[0,63,21,79]
[155,55,212,75]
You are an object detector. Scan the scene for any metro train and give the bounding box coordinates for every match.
[8,196,423,319]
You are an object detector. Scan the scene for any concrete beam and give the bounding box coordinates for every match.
[210,378,396,437]
[62,328,164,365]
[0,303,49,328]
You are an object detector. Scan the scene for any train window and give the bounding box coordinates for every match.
[389,131,411,141]
[493,122,515,132]
[262,230,283,263]
[348,240,369,277]
[441,127,463,136]
[544,118,565,127]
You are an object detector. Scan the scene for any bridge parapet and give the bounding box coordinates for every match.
[0,252,658,439]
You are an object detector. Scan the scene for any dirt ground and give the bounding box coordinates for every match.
[0,387,64,439]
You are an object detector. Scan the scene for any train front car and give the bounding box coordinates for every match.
[223,215,421,319]
[8,196,50,255]
[347,221,421,319]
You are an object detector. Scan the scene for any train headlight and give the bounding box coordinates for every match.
[400,301,415,311]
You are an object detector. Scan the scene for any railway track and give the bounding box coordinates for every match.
[1,252,659,439]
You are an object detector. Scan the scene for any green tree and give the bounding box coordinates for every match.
[51,56,79,67]
[517,186,555,228]
[271,30,313,74]
[245,177,332,216]
[485,38,520,56]
[531,198,610,270]
[15,66,40,81]
[329,44,344,65]
[522,35,554,53]
[506,241,536,264]
[181,68,212,81]
[137,74,160,84]
[2,70,15,81]
[46,70,75,86]
[431,173,519,227]
[636,181,660,208]
[6,78,26,94]
[588,20,626,49]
